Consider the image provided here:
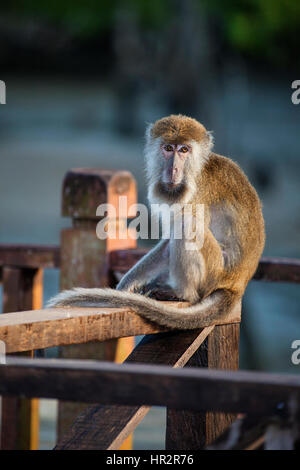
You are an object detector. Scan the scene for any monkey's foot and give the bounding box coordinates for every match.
[138,283,182,301]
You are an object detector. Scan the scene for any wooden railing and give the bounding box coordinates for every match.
[0,167,299,451]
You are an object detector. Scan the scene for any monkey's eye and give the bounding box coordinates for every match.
[163,144,174,152]
[179,145,189,153]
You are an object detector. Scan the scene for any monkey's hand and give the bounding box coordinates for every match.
[138,281,181,301]
[116,280,143,293]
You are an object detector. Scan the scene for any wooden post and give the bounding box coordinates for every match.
[57,169,136,447]
[165,322,240,449]
[1,267,42,450]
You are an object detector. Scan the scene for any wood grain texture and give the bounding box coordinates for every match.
[0,301,241,353]
[54,327,213,450]
[57,169,137,442]
[57,227,112,438]
[0,246,299,284]
[1,356,300,411]
[0,245,59,269]
[205,323,240,445]
[109,250,300,284]
[62,169,137,221]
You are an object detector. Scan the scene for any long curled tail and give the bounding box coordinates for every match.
[46,287,238,329]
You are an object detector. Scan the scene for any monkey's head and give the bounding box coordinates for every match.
[145,114,213,205]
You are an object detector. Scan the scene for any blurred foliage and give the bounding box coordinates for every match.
[2,0,172,36]
[1,0,300,66]
[204,0,300,65]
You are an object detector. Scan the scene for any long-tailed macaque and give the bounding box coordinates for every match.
[47,115,265,329]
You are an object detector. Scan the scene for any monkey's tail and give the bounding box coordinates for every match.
[46,287,238,329]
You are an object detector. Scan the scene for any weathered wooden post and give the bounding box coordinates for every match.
[1,267,42,450]
[165,317,240,449]
[57,168,137,446]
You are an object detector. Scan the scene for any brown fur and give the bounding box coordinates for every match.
[195,153,265,298]
[151,114,207,144]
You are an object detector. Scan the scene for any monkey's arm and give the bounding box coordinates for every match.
[116,238,169,292]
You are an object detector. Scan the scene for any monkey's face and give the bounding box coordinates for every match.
[161,143,191,189]
[145,115,214,205]
[146,137,208,204]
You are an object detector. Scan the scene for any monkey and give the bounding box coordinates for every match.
[47,114,265,329]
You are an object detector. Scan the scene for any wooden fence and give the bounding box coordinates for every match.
[0,168,299,450]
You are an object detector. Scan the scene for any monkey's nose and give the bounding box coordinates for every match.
[172,167,180,184]
[172,166,178,177]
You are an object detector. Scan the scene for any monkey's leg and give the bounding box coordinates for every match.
[116,239,169,293]
[173,229,225,303]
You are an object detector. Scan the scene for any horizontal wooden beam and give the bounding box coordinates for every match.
[0,301,241,353]
[109,250,300,283]
[253,257,300,283]
[0,245,60,269]
[0,244,299,284]
[109,248,147,273]
[0,357,299,414]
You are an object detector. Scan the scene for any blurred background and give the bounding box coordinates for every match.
[0,0,299,449]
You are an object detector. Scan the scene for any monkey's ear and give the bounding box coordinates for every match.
[206,130,214,150]
[145,123,154,142]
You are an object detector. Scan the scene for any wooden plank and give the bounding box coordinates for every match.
[1,267,42,450]
[57,227,114,438]
[0,245,59,269]
[253,257,300,283]
[0,244,298,284]
[0,301,241,353]
[109,248,148,274]
[205,324,240,444]
[166,324,240,449]
[109,250,300,284]
[0,268,21,450]
[1,357,300,412]
[55,327,213,449]
[1,267,26,451]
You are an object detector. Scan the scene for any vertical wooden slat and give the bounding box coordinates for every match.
[1,266,42,450]
[205,323,240,444]
[57,169,137,446]
[165,322,240,449]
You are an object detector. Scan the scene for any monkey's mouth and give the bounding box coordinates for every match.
[165,182,181,190]
[155,180,188,201]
